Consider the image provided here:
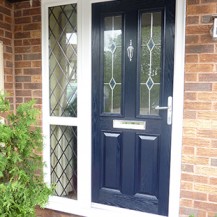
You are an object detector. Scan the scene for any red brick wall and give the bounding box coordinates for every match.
[14,0,42,108]
[0,0,14,109]
[14,0,42,109]
[181,0,217,216]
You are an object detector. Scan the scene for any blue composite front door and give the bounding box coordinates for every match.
[92,0,175,215]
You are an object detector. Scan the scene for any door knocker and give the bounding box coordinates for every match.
[127,40,134,62]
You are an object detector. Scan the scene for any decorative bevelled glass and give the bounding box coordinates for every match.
[103,15,122,114]
[140,12,162,115]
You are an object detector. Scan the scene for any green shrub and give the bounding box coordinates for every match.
[0,95,53,217]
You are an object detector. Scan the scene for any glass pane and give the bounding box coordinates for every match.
[113,47,122,83]
[153,13,162,44]
[104,84,112,113]
[103,15,122,114]
[140,12,162,115]
[141,46,150,83]
[49,4,77,117]
[141,13,151,45]
[50,125,77,199]
[104,52,112,83]
[152,45,161,83]
[113,84,121,113]
[140,84,149,115]
[150,84,160,115]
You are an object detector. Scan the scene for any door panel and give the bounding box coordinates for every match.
[137,135,158,195]
[103,132,121,189]
[92,0,175,215]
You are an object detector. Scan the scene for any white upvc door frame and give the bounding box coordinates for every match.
[41,0,186,216]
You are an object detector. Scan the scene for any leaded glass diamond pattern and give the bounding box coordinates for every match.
[50,125,77,199]
[110,42,117,54]
[49,4,77,117]
[147,38,155,51]
[146,77,154,90]
[109,78,116,90]
[103,15,122,113]
[140,12,162,115]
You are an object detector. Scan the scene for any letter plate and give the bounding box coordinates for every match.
[113,120,146,130]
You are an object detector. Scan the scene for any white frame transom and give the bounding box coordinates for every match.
[41,0,186,216]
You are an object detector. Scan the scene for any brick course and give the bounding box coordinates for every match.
[14,0,41,106]
[181,0,217,216]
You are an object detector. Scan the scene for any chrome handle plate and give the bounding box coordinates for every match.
[155,96,173,125]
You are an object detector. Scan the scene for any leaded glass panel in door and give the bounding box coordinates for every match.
[49,4,77,117]
[140,12,162,115]
[103,15,122,114]
[48,3,78,201]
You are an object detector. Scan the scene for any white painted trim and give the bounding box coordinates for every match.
[48,117,78,126]
[41,0,186,216]
[46,196,89,215]
[90,203,166,217]
[77,0,92,207]
[41,0,81,189]
[168,0,186,216]
[42,0,78,8]
[42,0,51,185]
[0,41,4,92]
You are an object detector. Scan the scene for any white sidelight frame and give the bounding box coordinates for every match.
[41,0,186,216]
[42,0,85,212]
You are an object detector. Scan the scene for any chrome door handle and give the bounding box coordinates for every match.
[155,96,173,125]
[155,106,168,110]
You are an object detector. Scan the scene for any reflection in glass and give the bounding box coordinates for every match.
[103,16,122,113]
[140,12,162,115]
[49,4,77,117]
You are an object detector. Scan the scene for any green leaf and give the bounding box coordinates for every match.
[0,97,52,216]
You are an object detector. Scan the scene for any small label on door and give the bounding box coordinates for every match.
[113,120,146,130]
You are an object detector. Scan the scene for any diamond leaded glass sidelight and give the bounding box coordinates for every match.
[50,125,77,199]
[49,4,77,117]
[48,4,78,200]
